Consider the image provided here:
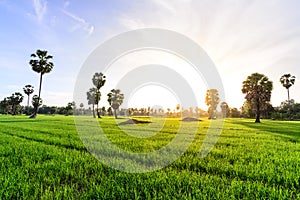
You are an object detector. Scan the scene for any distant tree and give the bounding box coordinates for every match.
[92,72,106,118]
[205,89,220,119]
[220,102,230,118]
[0,98,9,114]
[107,107,113,116]
[29,49,54,118]
[101,106,106,116]
[242,73,273,123]
[87,88,100,118]
[79,103,84,115]
[32,95,43,113]
[230,108,241,118]
[7,92,24,115]
[189,107,194,117]
[280,73,296,102]
[23,84,34,115]
[107,89,124,119]
[65,102,74,115]
[241,101,255,118]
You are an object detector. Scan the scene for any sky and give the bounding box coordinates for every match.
[1,0,300,110]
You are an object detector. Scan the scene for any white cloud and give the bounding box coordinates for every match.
[63,1,70,9]
[62,9,94,36]
[32,0,47,22]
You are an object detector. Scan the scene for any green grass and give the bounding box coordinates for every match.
[0,115,300,199]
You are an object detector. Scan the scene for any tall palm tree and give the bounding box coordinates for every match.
[23,85,34,115]
[280,74,296,102]
[29,49,54,118]
[92,72,106,118]
[107,89,124,119]
[242,73,273,123]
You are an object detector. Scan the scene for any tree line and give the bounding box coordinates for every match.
[0,49,297,122]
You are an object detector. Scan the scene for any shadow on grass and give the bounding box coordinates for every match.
[231,119,300,140]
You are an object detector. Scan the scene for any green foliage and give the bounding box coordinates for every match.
[32,95,43,109]
[107,89,124,119]
[7,92,24,115]
[220,102,230,118]
[205,89,220,119]
[242,73,273,123]
[0,116,299,199]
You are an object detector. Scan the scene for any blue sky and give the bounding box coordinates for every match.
[1,0,300,109]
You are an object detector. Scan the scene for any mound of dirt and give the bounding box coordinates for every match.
[119,118,151,125]
[181,117,202,122]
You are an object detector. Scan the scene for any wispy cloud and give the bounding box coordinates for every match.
[63,1,70,9]
[62,9,94,36]
[32,0,47,22]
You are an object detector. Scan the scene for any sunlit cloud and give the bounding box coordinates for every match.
[114,0,300,107]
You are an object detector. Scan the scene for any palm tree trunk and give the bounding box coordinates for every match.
[27,94,30,115]
[92,104,96,118]
[30,73,42,118]
[287,88,291,120]
[255,99,260,123]
[114,108,117,119]
[96,103,101,118]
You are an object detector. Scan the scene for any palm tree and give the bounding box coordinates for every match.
[92,72,106,118]
[29,49,54,118]
[220,102,229,118]
[242,73,273,123]
[107,89,124,119]
[23,85,34,115]
[280,74,296,102]
[205,89,220,119]
[8,92,24,115]
[87,88,100,118]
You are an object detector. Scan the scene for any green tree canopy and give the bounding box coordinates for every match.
[8,92,24,115]
[107,89,124,119]
[220,102,230,118]
[32,95,43,111]
[242,73,273,123]
[205,89,220,119]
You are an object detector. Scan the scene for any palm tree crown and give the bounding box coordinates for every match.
[23,85,34,115]
[242,73,273,123]
[30,50,54,74]
[280,73,296,102]
[107,89,124,119]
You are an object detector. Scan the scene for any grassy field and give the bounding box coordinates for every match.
[0,115,300,199]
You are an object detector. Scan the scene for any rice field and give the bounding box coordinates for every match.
[0,115,299,199]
